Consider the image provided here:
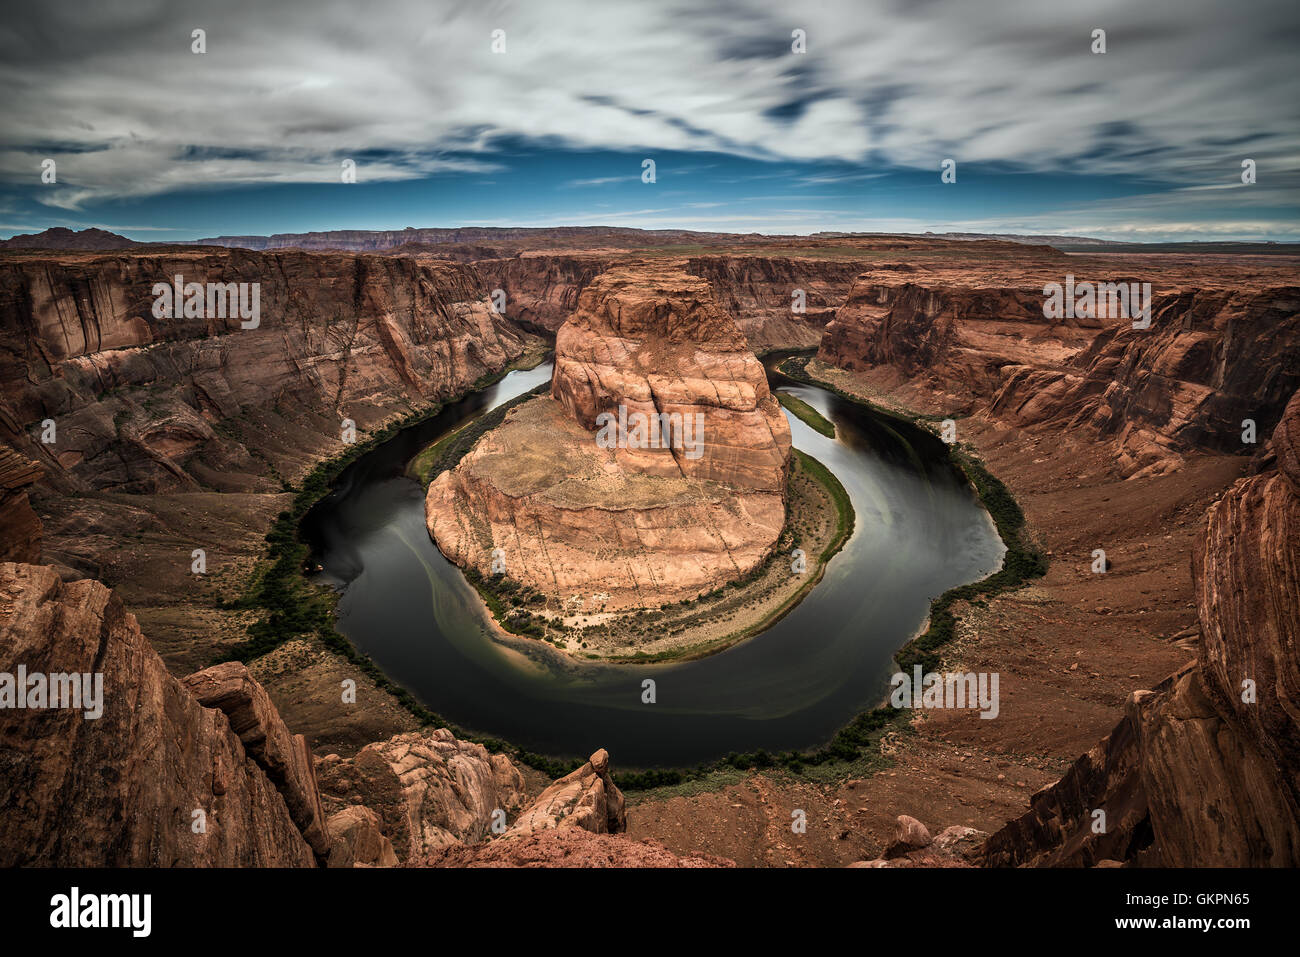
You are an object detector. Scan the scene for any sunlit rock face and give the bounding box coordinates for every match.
[550,264,790,492]
[426,264,791,614]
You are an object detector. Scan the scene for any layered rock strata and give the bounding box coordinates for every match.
[0,248,536,494]
[506,748,626,837]
[0,559,702,867]
[314,727,528,862]
[981,389,1300,867]
[686,255,864,352]
[817,255,1300,477]
[426,265,791,612]
[0,562,317,866]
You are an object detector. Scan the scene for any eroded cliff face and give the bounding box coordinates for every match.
[550,265,790,491]
[981,389,1300,867]
[315,728,528,863]
[473,252,866,353]
[0,559,717,867]
[0,248,537,494]
[425,264,791,613]
[0,562,318,866]
[817,255,1300,477]
[990,286,1300,477]
[474,254,616,332]
[0,446,41,564]
[686,255,864,352]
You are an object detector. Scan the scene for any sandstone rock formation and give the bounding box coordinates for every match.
[550,265,790,491]
[850,816,987,868]
[687,255,863,352]
[1,557,679,868]
[0,562,317,866]
[0,445,41,564]
[314,727,527,862]
[325,805,399,868]
[181,662,331,862]
[477,252,863,350]
[475,254,615,331]
[507,748,626,837]
[990,286,1300,477]
[421,827,732,867]
[0,247,536,495]
[425,264,791,612]
[982,389,1300,867]
[817,252,1300,477]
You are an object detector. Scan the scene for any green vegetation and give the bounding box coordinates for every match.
[776,390,836,438]
[219,399,468,725]
[218,346,1040,793]
[776,353,1049,674]
[569,447,854,665]
[214,360,586,779]
[793,448,852,564]
[408,383,548,484]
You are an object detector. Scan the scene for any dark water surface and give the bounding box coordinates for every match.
[301,358,1004,767]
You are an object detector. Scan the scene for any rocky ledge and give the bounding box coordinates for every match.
[0,559,721,867]
[817,253,1299,478]
[981,387,1300,867]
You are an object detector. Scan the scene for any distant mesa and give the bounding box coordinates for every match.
[0,227,139,251]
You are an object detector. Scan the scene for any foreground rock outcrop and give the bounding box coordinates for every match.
[982,388,1300,867]
[507,748,626,837]
[426,263,791,613]
[181,662,331,862]
[0,562,317,866]
[0,559,711,867]
[315,728,528,863]
[850,816,987,868]
[687,255,863,352]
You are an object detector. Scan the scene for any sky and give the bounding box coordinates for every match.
[1,0,1298,242]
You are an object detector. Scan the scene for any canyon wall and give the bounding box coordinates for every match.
[426,264,791,612]
[990,286,1300,476]
[818,258,1300,476]
[476,252,865,352]
[474,254,616,332]
[0,562,319,866]
[686,255,864,352]
[0,248,537,495]
[982,388,1300,867]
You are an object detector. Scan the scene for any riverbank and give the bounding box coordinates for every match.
[206,345,554,756]
[418,421,854,662]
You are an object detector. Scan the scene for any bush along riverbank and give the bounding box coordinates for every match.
[776,353,1048,675]
[776,390,836,437]
[216,362,590,782]
[560,353,1059,794]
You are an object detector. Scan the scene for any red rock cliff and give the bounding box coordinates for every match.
[0,248,537,494]
[981,388,1300,867]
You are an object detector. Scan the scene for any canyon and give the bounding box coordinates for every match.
[1,227,1298,868]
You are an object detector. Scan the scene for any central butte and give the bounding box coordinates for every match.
[424,263,792,623]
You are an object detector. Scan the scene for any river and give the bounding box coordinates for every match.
[300,357,1005,767]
